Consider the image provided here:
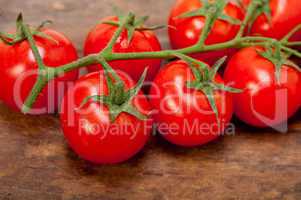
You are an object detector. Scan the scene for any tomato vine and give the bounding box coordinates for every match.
[1,0,301,117]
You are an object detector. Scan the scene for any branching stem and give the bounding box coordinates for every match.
[12,0,301,113]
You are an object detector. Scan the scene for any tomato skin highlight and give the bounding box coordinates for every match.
[84,16,162,82]
[168,0,244,65]
[150,60,234,147]
[0,29,79,114]
[224,47,301,128]
[242,0,301,40]
[60,71,152,164]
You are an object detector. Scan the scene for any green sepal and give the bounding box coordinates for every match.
[257,43,292,84]
[248,0,272,32]
[122,104,148,120]
[16,13,24,37]
[0,32,14,44]
[137,25,166,31]
[79,95,107,109]
[178,9,207,19]
[79,59,149,122]
[36,20,53,30]
[283,60,301,72]
[126,25,135,45]
[102,21,120,26]
[178,0,241,25]
[173,52,209,82]
[124,67,148,102]
[209,56,227,79]
[32,31,58,45]
[212,83,242,93]
[103,10,164,44]
[32,19,58,44]
[203,87,219,121]
[175,53,242,127]
[0,13,57,45]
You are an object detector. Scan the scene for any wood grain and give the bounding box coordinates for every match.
[0,1,301,199]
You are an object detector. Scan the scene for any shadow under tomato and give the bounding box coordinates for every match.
[232,109,301,135]
[62,139,151,186]
[152,129,227,157]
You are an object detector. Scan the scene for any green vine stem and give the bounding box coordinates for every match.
[8,0,301,113]
[20,21,52,113]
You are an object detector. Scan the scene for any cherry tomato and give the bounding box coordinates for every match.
[243,0,301,40]
[149,60,234,147]
[60,71,152,164]
[0,29,79,114]
[168,0,244,65]
[224,47,301,128]
[84,16,162,82]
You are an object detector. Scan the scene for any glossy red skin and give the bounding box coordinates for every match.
[60,71,152,164]
[150,60,234,147]
[84,16,162,82]
[0,29,78,114]
[243,0,301,40]
[168,0,244,65]
[224,47,301,128]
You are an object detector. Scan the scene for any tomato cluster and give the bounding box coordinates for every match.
[1,0,301,164]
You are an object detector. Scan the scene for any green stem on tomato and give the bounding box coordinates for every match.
[21,76,48,114]
[281,24,301,43]
[196,11,214,47]
[235,0,262,39]
[50,37,297,80]
[21,23,45,69]
[97,56,123,84]
[102,13,135,54]
[21,22,49,113]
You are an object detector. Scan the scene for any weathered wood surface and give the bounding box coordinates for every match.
[1,1,301,200]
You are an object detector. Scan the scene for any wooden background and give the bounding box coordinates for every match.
[1,0,301,199]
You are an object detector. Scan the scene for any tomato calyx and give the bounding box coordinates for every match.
[79,57,148,122]
[178,0,242,47]
[174,53,241,121]
[0,13,56,45]
[103,12,164,43]
[178,0,241,25]
[257,43,300,84]
[246,0,271,32]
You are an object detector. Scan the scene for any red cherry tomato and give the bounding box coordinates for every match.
[60,71,152,164]
[0,29,79,114]
[168,0,244,65]
[224,47,301,128]
[149,60,234,147]
[243,0,301,40]
[84,16,162,82]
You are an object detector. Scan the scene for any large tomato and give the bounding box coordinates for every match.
[0,29,79,114]
[224,47,301,128]
[168,0,244,65]
[84,16,162,82]
[60,71,152,164]
[243,0,301,40]
[150,60,234,147]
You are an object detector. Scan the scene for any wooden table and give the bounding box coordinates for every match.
[1,1,301,199]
